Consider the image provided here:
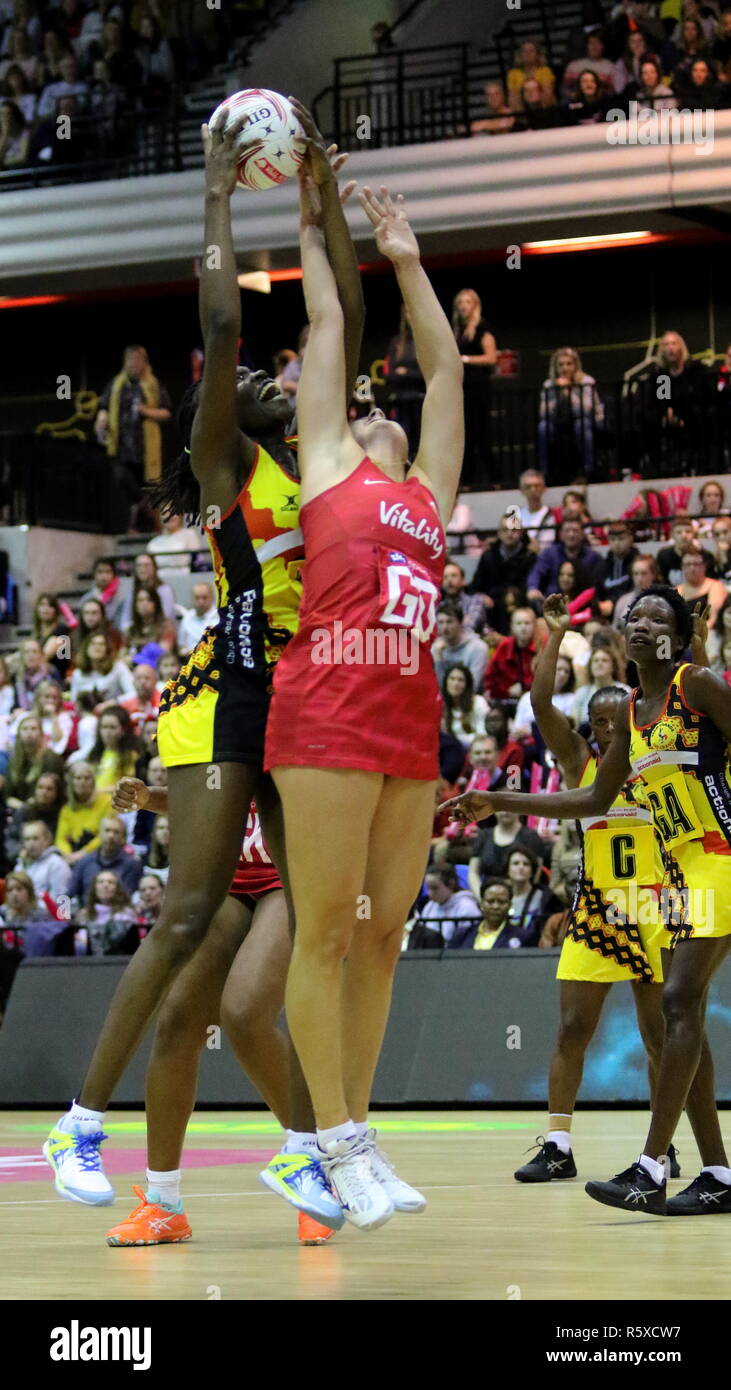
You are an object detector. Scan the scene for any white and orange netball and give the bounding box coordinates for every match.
[209,87,306,191]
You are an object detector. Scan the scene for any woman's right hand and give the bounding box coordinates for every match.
[438,790,495,825]
[201,111,251,198]
[359,185,420,265]
[112,777,149,813]
[543,593,571,634]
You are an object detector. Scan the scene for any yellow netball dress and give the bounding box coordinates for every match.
[557,753,666,983]
[157,445,303,768]
[628,663,731,944]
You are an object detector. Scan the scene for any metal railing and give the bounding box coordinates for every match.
[380,377,731,491]
[3,374,730,531]
[0,1,586,191]
[312,0,586,147]
[0,102,183,192]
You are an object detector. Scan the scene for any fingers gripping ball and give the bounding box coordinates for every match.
[209,88,306,190]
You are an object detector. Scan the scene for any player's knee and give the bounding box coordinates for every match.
[295,920,352,968]
[154,998,203,1054]
[637,1020,664,1063]
[662,979,704,1031]
[155,897,213,963]
[220,993,273,1051]
[557,1008,595,1050]
[358,919,403,965]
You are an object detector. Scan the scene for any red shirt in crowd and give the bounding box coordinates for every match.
[484,637,537,701]
[118,691,161,736]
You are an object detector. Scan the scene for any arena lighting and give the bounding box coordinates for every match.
[0,294,66,308]
[523,231,655,253]
[267,266,304,282]
[236,271,271,293]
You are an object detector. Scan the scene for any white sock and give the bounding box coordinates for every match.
[146,1168,181,1207]
[58,1101,104,1132]
[353,1121,369,1141]
[638,1153,665,1185]
[547,1129,572,1154]
[282,1130,318,1154]
[317,1121,357,1152]
[702,1165,731,1185]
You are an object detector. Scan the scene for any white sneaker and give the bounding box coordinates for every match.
[43,1119,115,1206]
[320,1137,394,1231]
[364,1128,427,1212]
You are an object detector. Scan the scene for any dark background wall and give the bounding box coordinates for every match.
[6,240,731,442]
[3,951,731,1107]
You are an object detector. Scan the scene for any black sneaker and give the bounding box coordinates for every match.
[667,1172,731,1215]
[514,1137,577,1183]
[585,1162,666,1214]
[666,1144,681,1180]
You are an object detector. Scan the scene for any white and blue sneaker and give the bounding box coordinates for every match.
[320,1137,394,1231]
[259,1150,344,1230]
[43,1120,115,1206]
[364,1129,427,1212]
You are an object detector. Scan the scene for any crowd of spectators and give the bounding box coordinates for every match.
[1,459,729,997]
[0,538,218,1015]
[0,0,226,172]
[403,463,731,953]
[384,312,731,489]
[470,3,731,141]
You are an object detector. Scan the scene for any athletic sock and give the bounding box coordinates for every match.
[317,1121,358,1152]
[282,1130,318,1154]
[353,1121,369,1141]
[638,1153,665,1185]
[146,1168,182,1208]
[547,1129,572,1154]
[702,1165,731,1185]
[58,1101,104,1132]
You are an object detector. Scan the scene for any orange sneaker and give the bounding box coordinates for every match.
[106,1185,192,1246]
[298,1210,336,1245]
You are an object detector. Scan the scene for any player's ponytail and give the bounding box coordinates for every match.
[146,382,202,523]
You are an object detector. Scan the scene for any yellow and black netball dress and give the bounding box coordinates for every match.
[157,445,303,768]
[557,753,666,984]
[629,663,731,944]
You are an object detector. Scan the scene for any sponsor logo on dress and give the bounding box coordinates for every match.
[379,501,443,559]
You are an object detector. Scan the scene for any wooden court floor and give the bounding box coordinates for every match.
[1,1109,729,1302]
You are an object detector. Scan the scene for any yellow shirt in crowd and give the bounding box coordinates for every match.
[55,792,111,855]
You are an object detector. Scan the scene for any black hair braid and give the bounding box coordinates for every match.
[146,382,202,523]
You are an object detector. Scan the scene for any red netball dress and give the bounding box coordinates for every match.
[264,457,446,780]
[228,802,282,904]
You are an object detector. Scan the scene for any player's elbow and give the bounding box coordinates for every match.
[205,309,240,340]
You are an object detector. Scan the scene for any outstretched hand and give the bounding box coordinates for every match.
[690,600,711,666]
[289,95,357,205]
[438,790,495,825]
[543,593,571,635]
[359,185,419,265]
[201,111,251,197]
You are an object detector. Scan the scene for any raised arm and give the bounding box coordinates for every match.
[360,186,464,523]
[289,99,363,405]
[295,164,361,492]
[191,113,256,502]
[531,594,588,786]
[441,698,632,825]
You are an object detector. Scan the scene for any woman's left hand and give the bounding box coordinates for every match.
[359,185,420,264]
[691,601,711,665]
[438,789,495,825]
